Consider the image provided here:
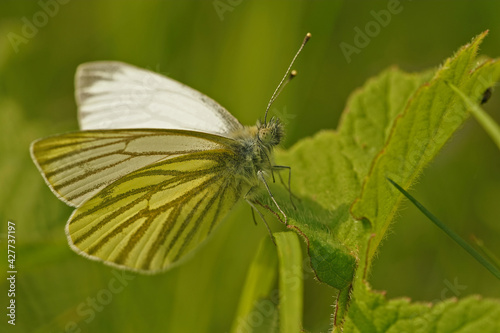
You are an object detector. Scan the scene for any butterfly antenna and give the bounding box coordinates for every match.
[272,70,297,109]
[264,32,311,124]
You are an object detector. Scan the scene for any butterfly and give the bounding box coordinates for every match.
[30,34,310,273]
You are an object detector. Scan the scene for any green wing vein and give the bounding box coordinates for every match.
[66,149,242,272]
[31,129,233,207]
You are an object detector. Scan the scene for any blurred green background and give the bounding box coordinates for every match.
[1,1,500,332]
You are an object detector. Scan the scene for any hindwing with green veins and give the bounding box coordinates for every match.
[31,129,245,272]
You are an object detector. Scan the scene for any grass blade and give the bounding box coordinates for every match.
[387,178,500,281]
[230,237,279,333]
[274,231,303,333]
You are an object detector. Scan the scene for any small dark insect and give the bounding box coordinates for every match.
[481,87,492,104]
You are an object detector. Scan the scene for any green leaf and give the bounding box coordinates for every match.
[271,67,432,290]
[351,31,500,277]
[268,31,500,297]
[343,284,500,333]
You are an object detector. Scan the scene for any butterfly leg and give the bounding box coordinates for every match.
[250,206,258,225]
[262,151,276,183]
[257,170,287,225]
[246,198,276,245]
[272,165,298,210]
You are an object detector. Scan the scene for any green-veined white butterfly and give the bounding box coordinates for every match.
[31,34,310,273]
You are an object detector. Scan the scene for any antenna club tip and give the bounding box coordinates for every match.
[290,70,298,77]
[305,32,312,41]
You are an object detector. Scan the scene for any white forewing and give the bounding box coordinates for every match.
[76,61,243,135]
[30,129,235,207]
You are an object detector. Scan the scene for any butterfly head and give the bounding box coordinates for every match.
[257,117,284,148]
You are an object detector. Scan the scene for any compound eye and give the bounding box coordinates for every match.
[259,128,270,142]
